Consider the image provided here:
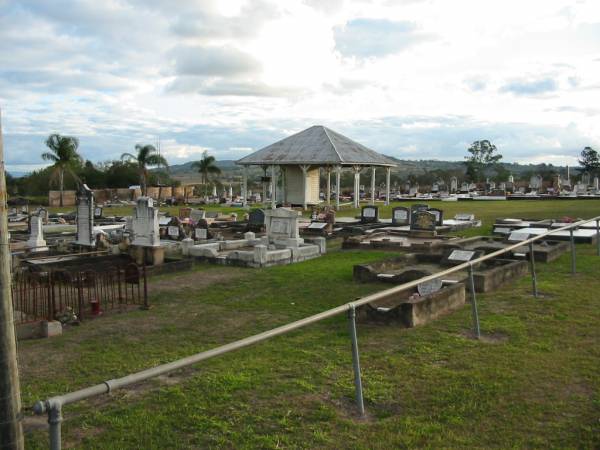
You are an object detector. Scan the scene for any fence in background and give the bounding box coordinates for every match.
[12,263,148,325]
[33,216,600,450]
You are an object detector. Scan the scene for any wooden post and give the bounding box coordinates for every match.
[335,166,341,210]
[385,167,391,206]
[300,165,310,211]
[0,109,25,449]
[326,167,331,206]
[370,167,376,205]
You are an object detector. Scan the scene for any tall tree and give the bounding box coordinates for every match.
[464,140,503,183]
[191,151,221,196]
[41,134,82,207]
[578,146,600,177]
[121,144,168,196]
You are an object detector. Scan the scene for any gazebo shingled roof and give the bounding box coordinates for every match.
[236,125,396,167]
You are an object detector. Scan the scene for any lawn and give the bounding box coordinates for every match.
[20,200,600,449]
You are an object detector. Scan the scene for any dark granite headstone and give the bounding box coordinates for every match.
[360,205,379,224]
[94,206,103,219]
[410,211,436,231]
[247,208,265,232]
[391,206,410,226]
[411,203,429,214]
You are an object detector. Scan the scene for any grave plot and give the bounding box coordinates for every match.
[356,281,465,328]
[189,208,326,268]
[441,235,570,263]
[342,231,460,253]
[353,250,529,293]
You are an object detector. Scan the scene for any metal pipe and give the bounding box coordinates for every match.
[348,306,365,416]
[570,228,576,275]
[468,265,481,339]
[596,219,600,256]
[528,241,538,298]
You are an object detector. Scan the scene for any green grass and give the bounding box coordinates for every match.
[20,200,600,449]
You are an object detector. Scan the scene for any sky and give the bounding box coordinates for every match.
[1,0,599,173]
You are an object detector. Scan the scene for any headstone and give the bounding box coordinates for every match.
[190,209,206,223]
[392,206,410,226]
[74,184,95,247]
[212,185,217,197]
[27,214,48,252]
[508,174,514,183]
[248,209,265,231]
[431,183,439,193]
[529,175,542,190]
[460,182,469,192]
[508,231,530,242]
[360,205,379,224]
[410,211,436,232]
[417,278,442,296]
[194,219,210,240]
[131,197,160,247]
[264,207,302,246]
[594,177,599,191]
[228,185,233,198]
[455,213,475,221]
[447,249,476,262]
[450,177,458,193]
[427,208,443,226]
[94,206,103,220]
[581,172,591,186]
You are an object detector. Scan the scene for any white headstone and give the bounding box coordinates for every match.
[74,184,95,247]
[27,215,48,252]
[264,207,302,246]
[131,197,160,247]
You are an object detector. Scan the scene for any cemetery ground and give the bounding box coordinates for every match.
[22,200,600,448]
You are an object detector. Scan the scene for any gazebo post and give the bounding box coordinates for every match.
[280,166,286,205]
[335,166,341,210]
[242,166,248,207]
[270,165,277,209]
[353,165,361,209]
[385,167,391,206]
[262,166,268,207]
[300,165,310,211]
[370,167,376,205]
[326,166,331,206]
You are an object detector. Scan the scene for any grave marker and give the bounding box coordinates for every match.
[360,205,379,224]
[392,206,410,226]
[417,278,442,296]
[410,211,436,232]
[74,184,95,247]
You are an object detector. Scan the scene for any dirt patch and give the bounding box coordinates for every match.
[149,266,248,293]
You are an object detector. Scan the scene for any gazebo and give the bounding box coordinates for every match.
[236,125,397,209]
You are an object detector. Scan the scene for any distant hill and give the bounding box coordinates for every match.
[164,158,575,183]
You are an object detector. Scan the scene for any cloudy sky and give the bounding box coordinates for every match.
[1,0,599,173]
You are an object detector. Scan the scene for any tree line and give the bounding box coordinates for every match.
[7,134,222,205]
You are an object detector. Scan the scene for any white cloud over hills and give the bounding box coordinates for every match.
[1,0,599,172]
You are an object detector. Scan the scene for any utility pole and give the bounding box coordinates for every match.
[0,108,24,450]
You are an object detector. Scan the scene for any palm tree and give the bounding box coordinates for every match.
[121,144,168,196]
[191,151,221,196]
[41,134,82,207]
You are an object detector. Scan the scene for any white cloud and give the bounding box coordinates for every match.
[1,0,599,170]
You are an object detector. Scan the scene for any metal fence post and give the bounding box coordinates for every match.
[528,241,538,297]
[347,305,365,416]
[141,262,149,310]
[467,265,481,339]
[596,219,599,256]
[569,228,576,275]
[48,405,62,450]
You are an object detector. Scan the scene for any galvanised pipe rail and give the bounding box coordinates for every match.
[33,215,600,450]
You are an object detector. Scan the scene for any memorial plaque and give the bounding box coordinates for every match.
[195,228,207,239]
[417,278,442,296]
[508,232,530,242]
[392,207,410,226]
[455,213,475,221]
[411,203,429,213]
[448,249,476,262]
[308,222,327,230]
[94,206,103,219]
[427,208,443,226]
[493,227,511,234]
[360,206,379,224]
[168,226,180,238]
